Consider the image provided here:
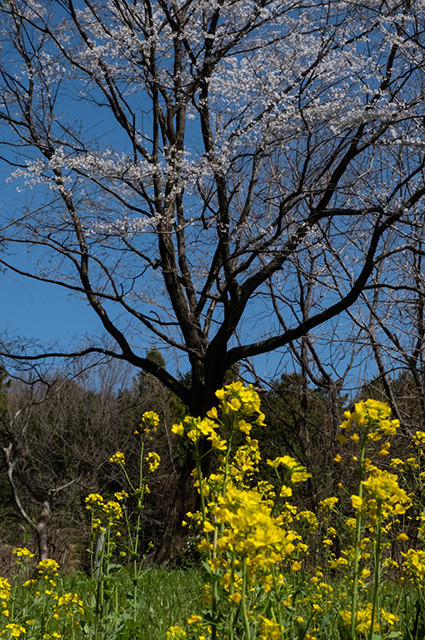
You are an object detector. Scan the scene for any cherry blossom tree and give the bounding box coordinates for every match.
[2,0,425,556]
[1,0,425,414]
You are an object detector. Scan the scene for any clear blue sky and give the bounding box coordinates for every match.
[0,262,102,346]
[0,180,104,350]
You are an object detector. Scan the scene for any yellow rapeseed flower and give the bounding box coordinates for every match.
[339,399,399,439]
[54,592,84,618]
[258,615,284,640]
[114,491,128,502]
[12,548,34,558]
[109,451,125,465]
[171,422,184,436]
[340,603,379,634]
[85,493,104,509]
[3,623,26,637]
[381,610,399,626]
[215,382,265,424]
[175,416,219,444]
[295,509,319,531]
[267,456,311,484]
[136,411,160,437]
[351,495,363,509]
[37,559,59,576]
[0,578,11,601]
[291,470,311,483]
[166,626,187,640]
[267,455,297,470]
[22,580,37,588]
[146,451,160,473]
[228,592,242,604]
[402,548,425,579]
[362,469,411,518]
[328,556,349,570]
[101,500,123,525]
[318,497,339,512]
[212,486,300,561]
[378,442,391,456]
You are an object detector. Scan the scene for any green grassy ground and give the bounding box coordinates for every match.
[70,566,204,640]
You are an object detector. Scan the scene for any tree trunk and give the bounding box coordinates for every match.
[155,370,224,563]
[154,448,199,563]
[36,500,52,561]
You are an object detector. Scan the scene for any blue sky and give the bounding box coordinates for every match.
[0,262,100,346]
[0,178,103,350]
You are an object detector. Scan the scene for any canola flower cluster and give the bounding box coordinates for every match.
[168,386,425,640]
[134,410,160,437]
[171,383,314,640]
[85,493,123,531]
[0,555,84,639]
[0,408,163,640]
[86,411,162,539]
[3,387,425,639]
[84,410,163,635]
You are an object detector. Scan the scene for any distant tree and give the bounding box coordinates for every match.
[0,363,136,561]
[115,349,190,554]
[342,216,425,432]
[0,366,8,417]
[0,355,188,562]
[262,372,346,508]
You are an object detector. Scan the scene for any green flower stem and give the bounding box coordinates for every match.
[271,566,284,634]
[195,446,208,525]
[221,435,232,500]
[120,461,136,494]
[10,574,17,621]
[215,432,234,640]
[122,505,134,558]
[270,472,284,518]
[134,441,145,556]
[105,525,111,578]
[89,512,95,575]
[369,503,382,640]
[351,431,368,640]
[132,440,146,621]
[94,526,107,638]
[227,553,236,640]
[195,427,235,640]
[193,443,218,640]
[241,557,251,640]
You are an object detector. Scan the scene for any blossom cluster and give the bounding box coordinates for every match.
[169,385,425,640]
[171,382,311,638]
[85,494,123,530]
[0,555,84,638]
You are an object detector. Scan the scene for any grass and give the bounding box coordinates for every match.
[1,563,205,640]
[69,567,205,640]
